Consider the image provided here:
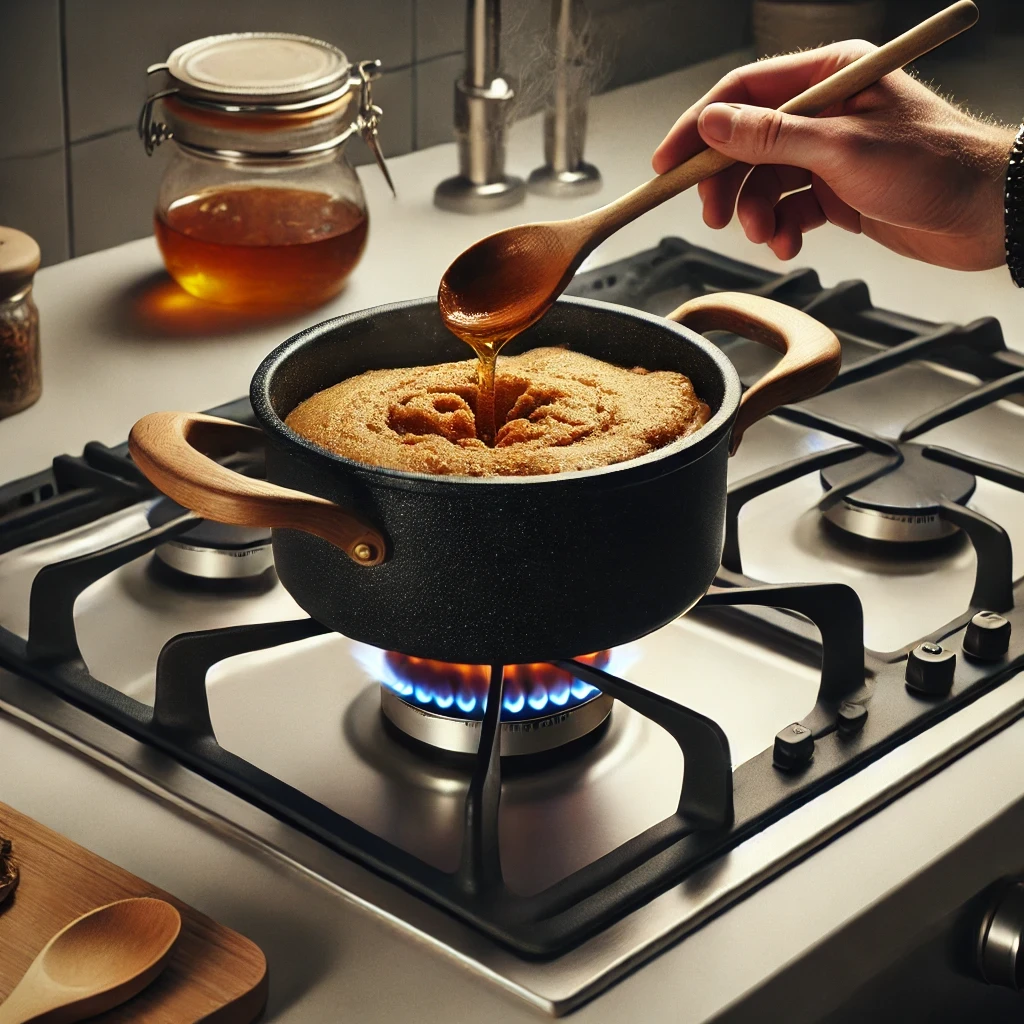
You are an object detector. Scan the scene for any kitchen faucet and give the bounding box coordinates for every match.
[433,0,527,212]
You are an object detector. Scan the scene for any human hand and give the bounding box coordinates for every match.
[652,41,1015,270]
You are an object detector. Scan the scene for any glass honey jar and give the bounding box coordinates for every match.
[139,33,394,308]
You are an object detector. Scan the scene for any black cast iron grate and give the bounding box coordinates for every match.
[1,236,1023,956]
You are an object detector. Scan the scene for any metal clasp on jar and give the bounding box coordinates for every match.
[354,60,395,196]
[137,64,176,156]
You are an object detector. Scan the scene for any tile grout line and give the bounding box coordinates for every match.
[0,145,68,162]
[414,49,463,67]
[57,0,75,259]
[67,125,138,147]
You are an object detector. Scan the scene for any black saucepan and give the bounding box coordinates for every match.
[129,292,839,664]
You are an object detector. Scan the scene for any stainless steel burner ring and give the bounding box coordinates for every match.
[820,442,976,544]
[149,496,275,580]
[154,536,275,579]
[380,687,613,757]
[821,502,960,543]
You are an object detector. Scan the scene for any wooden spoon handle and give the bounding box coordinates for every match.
[0,947,176,1024]
[0,986,38,1024]
[128,412,387,566]
[668,292,841,453]
[0,988,46,1024]
[593,0,979,231]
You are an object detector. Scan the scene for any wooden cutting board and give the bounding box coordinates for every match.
[0,801,268,1023]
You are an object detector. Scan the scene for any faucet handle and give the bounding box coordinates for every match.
[433,0,525,213]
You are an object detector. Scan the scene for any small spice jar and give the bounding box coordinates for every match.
[0,226,41,420]
[139,33,394,308]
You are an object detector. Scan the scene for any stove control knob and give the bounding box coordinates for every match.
[905,642,955,697]
[774,723,813,771]
[977,881,1024,990]
[964,611,1011,662]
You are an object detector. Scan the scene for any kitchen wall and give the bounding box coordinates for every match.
[0,0,751,267]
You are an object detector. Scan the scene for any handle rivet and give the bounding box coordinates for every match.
[353,543,375,563]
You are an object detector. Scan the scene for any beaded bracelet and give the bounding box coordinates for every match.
[1006,123,1024,288]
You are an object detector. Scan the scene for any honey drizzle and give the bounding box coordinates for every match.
[474,349,498,446]
[437,301,520,447]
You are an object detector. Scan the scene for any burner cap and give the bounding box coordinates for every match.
[147,497,274,580]
[820,442,976,543]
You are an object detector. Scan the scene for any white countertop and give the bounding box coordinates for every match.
[3,51,1024,1023]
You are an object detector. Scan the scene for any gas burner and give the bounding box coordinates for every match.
[371,651,614,757]
[147,497,274,581]
[820,442,976,544]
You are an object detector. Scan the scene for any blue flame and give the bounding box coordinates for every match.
[381,673,600,718]
[352,643,630,721]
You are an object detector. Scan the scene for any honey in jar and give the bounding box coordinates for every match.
[155,186,368,306]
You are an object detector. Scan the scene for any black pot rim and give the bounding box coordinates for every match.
[250,295,741,489]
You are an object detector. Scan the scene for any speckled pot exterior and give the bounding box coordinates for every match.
[250,296,741,664]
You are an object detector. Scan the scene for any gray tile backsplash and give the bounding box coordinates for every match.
[0,1,65,160]
[597,0,750,92]
[3,0,752,263]
[415,0,463,62]
[0,152,69,264]
[69,127,169,259]
[414,54,461,149]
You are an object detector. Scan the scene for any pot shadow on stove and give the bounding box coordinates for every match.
[107,270,341,341]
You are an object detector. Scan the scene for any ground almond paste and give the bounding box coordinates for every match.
[284,347,711,477]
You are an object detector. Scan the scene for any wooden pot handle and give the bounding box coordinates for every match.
[128,412,387,566]
[668,292,841,454]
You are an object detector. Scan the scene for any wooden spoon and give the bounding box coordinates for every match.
[438,0,978,353]
[0,897,182,1024]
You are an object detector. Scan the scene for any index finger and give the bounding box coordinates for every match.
[651,40,874,174]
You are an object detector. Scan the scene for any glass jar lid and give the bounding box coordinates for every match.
[165,33,352,106]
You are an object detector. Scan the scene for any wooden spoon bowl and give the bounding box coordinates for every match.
[0,897,181,1024]
[438,222,579,351]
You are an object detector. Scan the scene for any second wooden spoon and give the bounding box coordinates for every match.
[438,0,979,351]
[0,897,181,1024]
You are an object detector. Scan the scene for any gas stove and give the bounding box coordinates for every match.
[2,237,1024,1015]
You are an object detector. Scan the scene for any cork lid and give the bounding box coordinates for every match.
[0,227,41,301]
[165,33,351,105]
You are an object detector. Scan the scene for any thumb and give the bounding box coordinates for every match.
[698,102,848,177]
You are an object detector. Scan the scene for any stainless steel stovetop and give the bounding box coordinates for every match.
[2,238,1024,1015]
